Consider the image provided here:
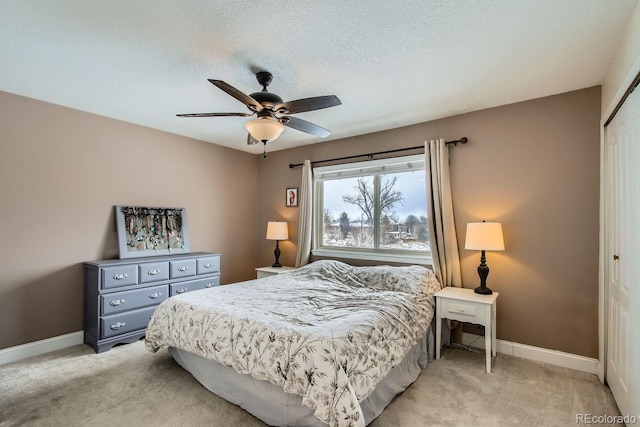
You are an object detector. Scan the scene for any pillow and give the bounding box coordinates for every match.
[351,265,440,295]
[291,259,354,280]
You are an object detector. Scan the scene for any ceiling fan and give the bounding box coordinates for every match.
[177,71,341,151]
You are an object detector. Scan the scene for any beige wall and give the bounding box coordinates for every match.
[0,86,601,356]
[257,87,601,358]
[0,91,258,350]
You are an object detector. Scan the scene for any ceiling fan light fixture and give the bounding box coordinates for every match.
[245,117,285,143]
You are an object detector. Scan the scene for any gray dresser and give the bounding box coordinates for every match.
[84,252,221,353]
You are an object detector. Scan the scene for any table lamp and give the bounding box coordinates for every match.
[266,221,288,267]
[465,221,504,295]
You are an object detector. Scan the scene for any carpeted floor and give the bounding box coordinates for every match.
[0,341,620,427]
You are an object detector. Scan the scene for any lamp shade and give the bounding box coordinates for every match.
[465,222,504,251]
[245,117,285,143]
[266,221,288,240]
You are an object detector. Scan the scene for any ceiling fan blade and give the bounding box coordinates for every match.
[176,112,253,117]
[208,79,263,112]
[280,116,331,137]
[275,95,341,114]
[247,133,260,145]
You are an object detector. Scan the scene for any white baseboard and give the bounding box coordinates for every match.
[0,329,599,375]
[461,332,598,375]
[0,331,84,366]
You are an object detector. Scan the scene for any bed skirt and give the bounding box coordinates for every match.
[169,325,434,426]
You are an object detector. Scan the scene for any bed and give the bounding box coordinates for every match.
[145,260,442,427]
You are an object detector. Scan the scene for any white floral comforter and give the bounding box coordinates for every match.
[145,260,441,427]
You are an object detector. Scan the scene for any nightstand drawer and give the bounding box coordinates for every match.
[439,299,481,322]
[447,301,477,317]
[255,266,298,278]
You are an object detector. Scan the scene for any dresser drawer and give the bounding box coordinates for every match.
[100,306,157,338]
[101,265,138,289]
[138,261,170,283]
[170,276,220,296]
[100,284,168,315]
[170,259,196,279]
[196,256,220,275]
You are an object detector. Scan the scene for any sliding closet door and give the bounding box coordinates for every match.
[604,83,639,417]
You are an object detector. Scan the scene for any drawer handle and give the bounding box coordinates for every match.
[147,269,161,275]
[113,273,128,280]
[205,283,215,288]
[149,292,163,299]
[110,299,126,307]
[178,266,190,272]
[176,288,188,294]
[203,263,213,268]
[459,308,465,313]
[110,322,126,330]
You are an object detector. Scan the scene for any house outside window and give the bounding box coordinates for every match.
[312,154,432,265]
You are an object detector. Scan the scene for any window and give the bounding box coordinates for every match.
[313,154,431,264]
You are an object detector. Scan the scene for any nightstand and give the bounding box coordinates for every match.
[255,266,298,279]
[435,287,499,373]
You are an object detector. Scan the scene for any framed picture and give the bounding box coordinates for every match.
[115,206,191,259]
[286,187,299,207]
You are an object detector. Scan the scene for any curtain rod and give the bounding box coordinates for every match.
[288,137,468,168]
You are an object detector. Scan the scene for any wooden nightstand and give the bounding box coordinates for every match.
[435,287,499,373]
[255,266,298,279]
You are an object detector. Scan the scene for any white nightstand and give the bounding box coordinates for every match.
[255,266,298,279]
[435,287,499,373]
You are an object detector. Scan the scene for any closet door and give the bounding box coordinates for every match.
[605,83,639,417]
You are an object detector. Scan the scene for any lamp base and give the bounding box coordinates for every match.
[475,250,493,294]
[272,240,282,268]
[474,285,493,295]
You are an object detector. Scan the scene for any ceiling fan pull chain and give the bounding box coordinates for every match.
[263,141,268,159]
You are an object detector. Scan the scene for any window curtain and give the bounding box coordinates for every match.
[425,139,462,287]
[295,160,313,267]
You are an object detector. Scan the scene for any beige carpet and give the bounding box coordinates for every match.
[0,341,620,427]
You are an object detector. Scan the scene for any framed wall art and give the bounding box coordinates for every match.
[286,187,298,207]
[115,206,191,259]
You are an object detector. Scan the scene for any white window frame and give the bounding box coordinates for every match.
[312,154,432,265]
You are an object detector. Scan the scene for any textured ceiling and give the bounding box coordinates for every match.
[0,0,637,155]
